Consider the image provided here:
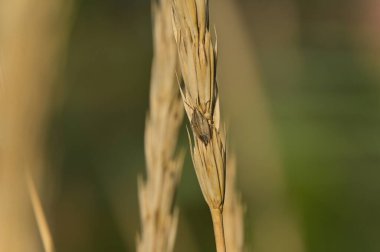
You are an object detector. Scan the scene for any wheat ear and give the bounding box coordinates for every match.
[137,0,184,251]
[171,1,227,251]
[224,155,245,252]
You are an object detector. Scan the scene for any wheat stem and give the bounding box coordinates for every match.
[224,155,245,252]
[0,1,71,251]
[26,173,55,252]
[211,208,226,252]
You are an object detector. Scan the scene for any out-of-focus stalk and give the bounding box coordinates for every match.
[27,173,55,252]
[137,0,184,251]
[0,0,72,251]
[224,155,245,252]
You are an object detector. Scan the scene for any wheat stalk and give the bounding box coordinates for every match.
[0,1,71,251]
[26,173,55,252]
[224,155,245,252]
[137,0,184,251]
[171,1,227,251]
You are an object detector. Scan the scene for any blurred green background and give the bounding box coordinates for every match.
[46,0,380,251]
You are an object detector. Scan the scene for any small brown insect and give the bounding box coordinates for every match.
[191,108,212,145]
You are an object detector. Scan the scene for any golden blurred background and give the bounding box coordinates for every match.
[1,0,380,251]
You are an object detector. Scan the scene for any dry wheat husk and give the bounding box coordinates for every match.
[171,1,227,251]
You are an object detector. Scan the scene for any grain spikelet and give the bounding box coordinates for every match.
[172,1,227,251]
